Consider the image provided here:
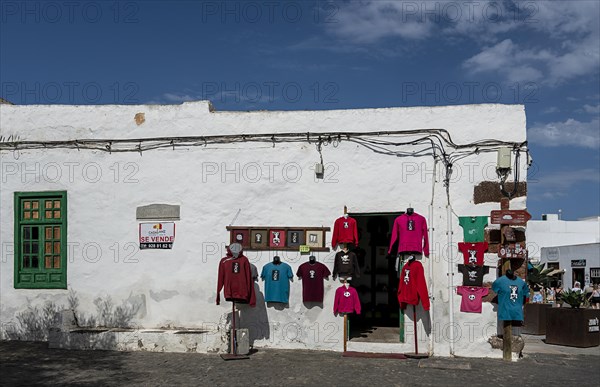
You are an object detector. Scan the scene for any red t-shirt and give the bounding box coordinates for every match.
[331,216,358,247]
[456,286,489,313]
[296,262,331,303]
[458,242,488,266]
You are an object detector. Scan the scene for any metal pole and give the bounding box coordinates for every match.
[343,313,348,352]
[413,305,419,355]
[231,301,236,355]
[446,204,455,355]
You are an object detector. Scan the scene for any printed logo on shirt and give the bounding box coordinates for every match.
[255,233,262,243]
[272,270,280,281]
[404,269,411,284]
[232,262,240,274]
[343,291,351,297]
[408,219,414,231]
[309,270,316,279]
[468,294,476,301]
[509,285,518,301]
[291,232,298,243]
[468,250,477,264]
[468,270,477,281]
[272,232,281,245]
[341,254,350,264]
[236,233,243,241]
[468,229,476,235]
[343,221,349,229]
[309,234,317,243]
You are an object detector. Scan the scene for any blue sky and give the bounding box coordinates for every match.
[1,0,598,220]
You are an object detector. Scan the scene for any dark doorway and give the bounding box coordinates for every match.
[572,268,585,288]
[346,212,403,343]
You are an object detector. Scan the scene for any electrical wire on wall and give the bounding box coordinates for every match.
[0,129,529,198]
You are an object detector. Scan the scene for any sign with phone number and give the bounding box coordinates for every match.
[141,243,173,249]
[139,222,175,250]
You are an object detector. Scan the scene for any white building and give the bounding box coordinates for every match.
[540,243,600,289]
[0,101,528,358]
[527,214,599,288]
[527,214,600,261]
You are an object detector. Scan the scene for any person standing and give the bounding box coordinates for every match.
[546,287,556,304]
[588,284,600,310]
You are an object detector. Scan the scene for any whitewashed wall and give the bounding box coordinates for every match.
[0,102,526,357]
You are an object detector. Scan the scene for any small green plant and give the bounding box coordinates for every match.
[527,263,553,287]
[558,289,586,308]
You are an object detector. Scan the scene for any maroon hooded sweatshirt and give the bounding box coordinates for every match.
[216,246,256,307]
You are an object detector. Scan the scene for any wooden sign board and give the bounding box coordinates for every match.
[498,242,527,259]
[490,210,531,225]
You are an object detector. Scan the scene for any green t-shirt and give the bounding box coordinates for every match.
[459,216,488,242]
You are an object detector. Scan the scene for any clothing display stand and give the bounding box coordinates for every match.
[398,253,428,358]
[342,278,349,352]
[498,198,512,362]
[398,254,406,343]
[343,312,348,352]
[220,301,249,361]
[404,304,428,359]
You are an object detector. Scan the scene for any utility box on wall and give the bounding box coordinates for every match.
[497,147,512,169]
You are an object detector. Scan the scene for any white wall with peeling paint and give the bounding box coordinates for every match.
[0,101,527,357]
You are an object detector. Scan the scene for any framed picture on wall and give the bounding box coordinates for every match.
[250,229,268,248]
[269,229,286,248]
[305,230,323,248]
[230,229,250,248]
[287,229,304,247]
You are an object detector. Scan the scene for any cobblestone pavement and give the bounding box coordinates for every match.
[1,341,599,387]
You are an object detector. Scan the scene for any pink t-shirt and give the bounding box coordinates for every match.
[456,286,489,313]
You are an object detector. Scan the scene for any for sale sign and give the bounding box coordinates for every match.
[139,222,175,249]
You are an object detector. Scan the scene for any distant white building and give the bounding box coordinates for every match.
[526,214,600,262]
[526,214,600,289]
[540,243,600,289]
[0,101,528,358]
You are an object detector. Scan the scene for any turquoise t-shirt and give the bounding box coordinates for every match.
[492,275,529,321]
[261,262,293,303]
[459,216,488,242]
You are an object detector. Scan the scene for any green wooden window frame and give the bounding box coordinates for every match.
[14,191,67,289]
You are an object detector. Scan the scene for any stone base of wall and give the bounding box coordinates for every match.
[48,327,224,353]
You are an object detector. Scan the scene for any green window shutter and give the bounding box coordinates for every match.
[14,191,67,289]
